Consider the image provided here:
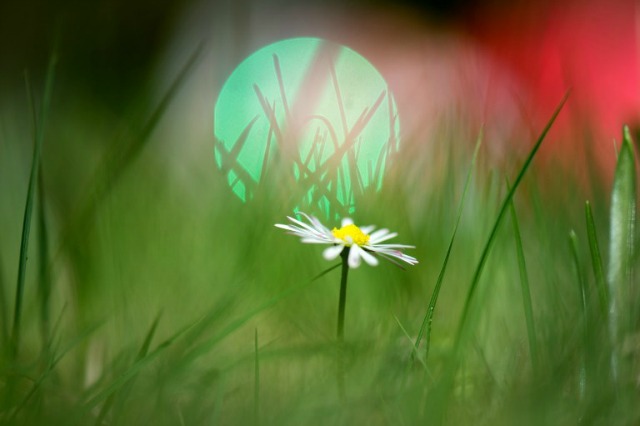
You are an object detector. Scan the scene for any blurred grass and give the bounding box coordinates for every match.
[0,46,639,426]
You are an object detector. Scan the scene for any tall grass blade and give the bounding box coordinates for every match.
[11,55,56,357]
[0,251,8,348]
[136,311,162,360]
[9,320,103,422]
[103,42,204,196]
[585,201,608,315]
[37,164,52,350]
[508,180,538,373]
[414,128,483,360]
[94,312,162,426]
[62,43,204,260]
[607,125,637,384]
[84,316,197,409]
[569,230,588,399]
[453,91,569,356]
[182,275,323,366]
[426,92,572,424]
[254,328,260,426]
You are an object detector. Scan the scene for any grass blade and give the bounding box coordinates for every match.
[423,91,569,426]
[414,127,483,360]
[569,230,588,399]
[585,201,608,316]
[102,42,204,196]
[11,54,57,357]
[8,319,103,422]
[60,43,204,266]
[37,163,52,351]
[137,311,162,360]
[84,316,197,409]
[0,250,8,348]
[254,328,260,426]
[508,180,538,373]
[94,312,163,426]
[607,125,637,384]
[453,91,569,355]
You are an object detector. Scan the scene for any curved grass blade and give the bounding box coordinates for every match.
[413,128,483,360]
[508,180,538,373]
[93,311,163,426]
[37,164,52,351]
[254,328,260,426]
[569,230,588,399]
[607,125,637,384]
[181,270,335,367]
[454,90,569,349]
[423,91,569,425]
[103,42,204,196]
[11,54,57,357]
[83,315,197,410]
[58,43,204,268]
[585,201,608,315]
[0,250,8,348]
[8,319,103,422]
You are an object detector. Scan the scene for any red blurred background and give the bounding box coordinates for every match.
[2,0,638,176]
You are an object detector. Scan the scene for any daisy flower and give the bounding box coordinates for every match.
[275,212,418,268]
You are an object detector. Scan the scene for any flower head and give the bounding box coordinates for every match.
[275,212,418,268]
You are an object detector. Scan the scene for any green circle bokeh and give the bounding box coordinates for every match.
[214,37,400,216]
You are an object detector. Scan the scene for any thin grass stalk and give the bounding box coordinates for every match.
[96,312,163,426]
[414,128,483,360]
[0,250,8,348]
[508,183,539,373]
[254,328,260,426]
[452,91,569,359]
[426,92,571,425]
[569,230,588,400]
[11,56,56,357]
[585,201,608,316]
[180,263,340,368]
[60,44,204,269]
[37,164,51,351]
[8,320,102,423]
[83,316,197,410]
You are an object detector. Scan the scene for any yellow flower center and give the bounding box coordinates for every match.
[331,224,370,246]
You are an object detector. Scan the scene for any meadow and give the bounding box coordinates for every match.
[0,43,639,426]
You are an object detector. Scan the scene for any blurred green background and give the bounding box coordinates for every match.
[1,0,639,424]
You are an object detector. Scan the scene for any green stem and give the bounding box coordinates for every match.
[336,248,350,400]
[254,328,260,426]
[337,248,350,342]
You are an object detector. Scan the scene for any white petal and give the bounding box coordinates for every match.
[300,212,332,235]
[277,213,336,243]
[368,228,389,240]
[348,245,362,268]
[369,230,398,244]
[358,248,379,266]
[275,224,314,239]
[288,216,328,238]
[323,245,344,260]
[372,247,418,265]
[274,223,299,232]
[360,225,376,234]
[341,217,354,227]
[368,243,415,249]
[301,237,332,244]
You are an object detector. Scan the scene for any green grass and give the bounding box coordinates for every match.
[0,49,639,426]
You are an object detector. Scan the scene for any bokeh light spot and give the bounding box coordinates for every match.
[214,37,400,217]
